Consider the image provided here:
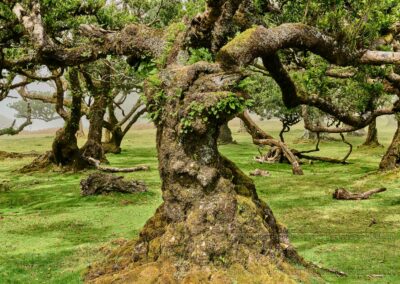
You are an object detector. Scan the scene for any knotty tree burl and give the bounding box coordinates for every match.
[6,0,400,282]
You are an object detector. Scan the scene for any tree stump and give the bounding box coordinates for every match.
[80,173,147,196]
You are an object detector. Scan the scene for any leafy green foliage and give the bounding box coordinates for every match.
[180,93,252,135]
[187,48,214,65]
[293,55,392,117]
[277,0,400,50]
[240,73,301,134]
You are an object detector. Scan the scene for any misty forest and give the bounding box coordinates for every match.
[1,0,400,283]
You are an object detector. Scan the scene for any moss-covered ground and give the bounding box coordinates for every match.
[0,119,399,283]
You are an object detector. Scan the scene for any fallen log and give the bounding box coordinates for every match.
[87,157,150,173]
[254,139,303,175]
[80,173,147,196]
[333,188,387,200]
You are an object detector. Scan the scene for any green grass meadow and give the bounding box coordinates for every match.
[0,119,399,283]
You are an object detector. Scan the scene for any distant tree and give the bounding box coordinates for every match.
[9,99,59,122]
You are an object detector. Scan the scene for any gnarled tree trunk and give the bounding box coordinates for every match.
[80,64,112,162]
[51,70,88,170]
[80,93,109,161]
[87,64,300,283]
[380,117,400,170]
[362,118,381,147]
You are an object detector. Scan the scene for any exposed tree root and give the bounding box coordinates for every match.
[87,157,150,173]
[80,173,147,196]
[279,225,347,277]
[18,151,55,173]
[333,188,387,200]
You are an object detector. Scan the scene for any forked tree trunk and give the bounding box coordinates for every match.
[218,122,234,144]
[87,64,299,283]
[52,70,88,170]
[380,117,400,170]
[362,118,381,147]
[81,94,109,161]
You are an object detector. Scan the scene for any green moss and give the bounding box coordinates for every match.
[217,27,258,66]
[156,22,186,67]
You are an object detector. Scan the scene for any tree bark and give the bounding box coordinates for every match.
[86,63,298,283]
[80,93,109,161]
[218,123,234,144]
[51,70,87,170]
[362,118,381,147]
[102,103,124,154]
[380,117,400,170]
[80,64,112,161]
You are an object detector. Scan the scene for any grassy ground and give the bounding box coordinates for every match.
[0,119,399,284]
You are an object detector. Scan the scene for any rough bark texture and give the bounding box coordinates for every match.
[80,173,147,196]
[86,63,304,283]
[80,93,109,161]
[218,123,234,144]
[51,70,88,170]
[380,118,400,170]
[362,119,381,147]
[80,66,111,162]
